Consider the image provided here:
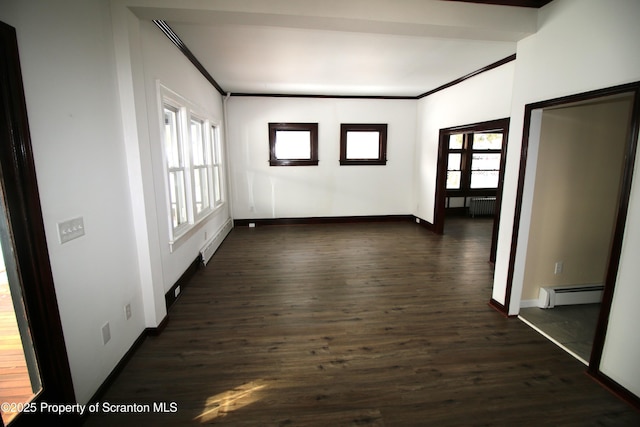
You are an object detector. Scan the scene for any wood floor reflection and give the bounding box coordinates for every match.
[85,218,640,426]
[0,278,33,425]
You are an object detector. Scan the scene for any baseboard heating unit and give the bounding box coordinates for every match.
[200,219,233,266]
[469,197,496,217]
[537,283,604,308]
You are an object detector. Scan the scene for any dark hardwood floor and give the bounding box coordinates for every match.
[84,218,640,426]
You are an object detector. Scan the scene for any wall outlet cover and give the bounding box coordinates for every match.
[101,322,111,345]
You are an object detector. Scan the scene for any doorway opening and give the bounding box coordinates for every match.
[501,82,640,399]
[434,118,509,265]
[0,208,42,425]
[516,92,634,366]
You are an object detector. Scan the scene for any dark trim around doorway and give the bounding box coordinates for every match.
[0,21,77,426]
[503,81,640,410]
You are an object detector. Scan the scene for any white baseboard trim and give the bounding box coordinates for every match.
[520,299,539,308]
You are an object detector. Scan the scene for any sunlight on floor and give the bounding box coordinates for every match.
[194,379,268,423]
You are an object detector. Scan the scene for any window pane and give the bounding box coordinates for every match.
[194,168,209,214]
[447,153,461,170]
[446,171,461,189]
[169,171,187,228]
[275,130,311,159]
[449,134,463,149]
[212,166,221,204]
[471,153,501,170]
[473,133,502,150]
[191,119,205,166]
[211,126,220,164]
[164,107,181,168]
[470,170,499,188]
[346,131,379,159]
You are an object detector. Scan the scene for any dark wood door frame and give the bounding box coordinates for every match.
[0,21,77,426]
[502,81,640,409]
[434,118,510,262]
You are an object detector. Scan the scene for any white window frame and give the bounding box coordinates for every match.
[210,123,224,208]
[162,100,190,238]
[158,83,224,245]
[189,114,213,222]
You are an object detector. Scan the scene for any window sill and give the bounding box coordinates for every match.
[169,203,225,253]
[340,159,387,166]
[270,160,319,166]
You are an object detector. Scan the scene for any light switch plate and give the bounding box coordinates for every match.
[58,217,85,244]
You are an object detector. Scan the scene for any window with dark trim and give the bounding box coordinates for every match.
[446,131,503,194]
[340,123,387,165]
[269,122,318,166]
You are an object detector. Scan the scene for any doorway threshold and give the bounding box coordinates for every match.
[518,315,588,366]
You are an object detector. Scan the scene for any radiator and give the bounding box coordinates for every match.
[200,219,233,265]
[469,197,496,217]
[537,284,604,308]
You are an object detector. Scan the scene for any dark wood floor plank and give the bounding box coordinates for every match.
[84,219,640,426]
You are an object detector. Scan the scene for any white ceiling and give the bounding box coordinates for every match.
[131,0,540,97]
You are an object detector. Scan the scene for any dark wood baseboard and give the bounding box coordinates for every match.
[488,298,510,317]
[83,256,202,422]
[234,215,414,227]
[82,313,170,422]
[146,315,169,337]
[445,207,469,217]
[587,370,640,412]
[82,330,148,421]
[165,255,202,310]
[414,216,436,232]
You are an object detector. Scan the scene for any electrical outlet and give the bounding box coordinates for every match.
[101,322,111,345]
[415,218,420,224]
[554,261,564,275]
[174,285,181,298]
[124,303,131,320]
[249,223,256,228]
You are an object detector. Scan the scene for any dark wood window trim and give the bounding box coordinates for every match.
[445,130,504,197]
[268,122,319,166]
[340,123,388,166]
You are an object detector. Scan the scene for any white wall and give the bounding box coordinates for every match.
[0,0,146,404]
[414,62,514,223]
[490,0,640,397]
[601,134,640,397]
[227,97,416,219]
[138,20,231,291]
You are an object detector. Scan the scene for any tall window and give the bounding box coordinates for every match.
[160,85,224,243]
[446,131,503,193]
[210,124,223,208]
[163,104,188,233]
[190,116,211,219]
[340,123,387,165]
[269,123,318,166]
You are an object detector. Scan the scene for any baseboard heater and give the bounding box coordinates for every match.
[469,197,496,217]
[537,283,604,308]
[200,219,233,266]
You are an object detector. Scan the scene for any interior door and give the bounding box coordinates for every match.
[0,21,76,427]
